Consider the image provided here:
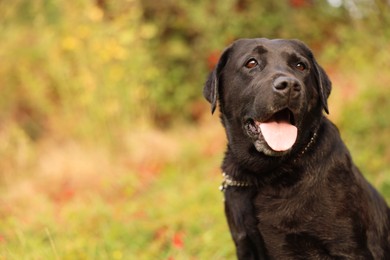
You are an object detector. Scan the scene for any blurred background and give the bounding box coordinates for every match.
[0,0,389,258]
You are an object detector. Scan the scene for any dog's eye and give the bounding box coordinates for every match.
[245,59,258,69]
[295,62,307,71]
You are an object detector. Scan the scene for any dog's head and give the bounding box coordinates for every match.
[204,38,331,158]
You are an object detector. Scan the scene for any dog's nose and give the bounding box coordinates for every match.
[273,77,301,94]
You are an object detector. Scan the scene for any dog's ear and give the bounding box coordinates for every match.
[313,60,332,114]
[203,47,231,114]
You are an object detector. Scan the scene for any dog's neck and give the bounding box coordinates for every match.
[220,127,319,192]
[293,127,319,163]
[219,172,251,192]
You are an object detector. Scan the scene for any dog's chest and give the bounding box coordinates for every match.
[255,188,318,230]
[253,186,353,257]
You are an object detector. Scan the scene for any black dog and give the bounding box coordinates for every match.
[203,38,390,259]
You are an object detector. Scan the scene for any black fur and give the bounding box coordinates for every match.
[204,38,390,259]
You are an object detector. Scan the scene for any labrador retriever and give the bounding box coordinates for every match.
[203,38,390,259]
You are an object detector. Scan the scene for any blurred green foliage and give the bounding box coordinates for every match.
[339,84,390,196]
[0,0,152,141]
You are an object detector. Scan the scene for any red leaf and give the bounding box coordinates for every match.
[289,0,309,8]
[207,51,221,71]
[172,232,184,249]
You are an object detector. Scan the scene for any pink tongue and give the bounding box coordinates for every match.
[259,121,298,151]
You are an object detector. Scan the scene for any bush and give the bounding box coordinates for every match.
[0,0,153,141]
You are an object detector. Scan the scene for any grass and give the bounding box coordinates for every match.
[0,117,238,259]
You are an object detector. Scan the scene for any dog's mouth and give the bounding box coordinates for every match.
[245,108,298,154]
